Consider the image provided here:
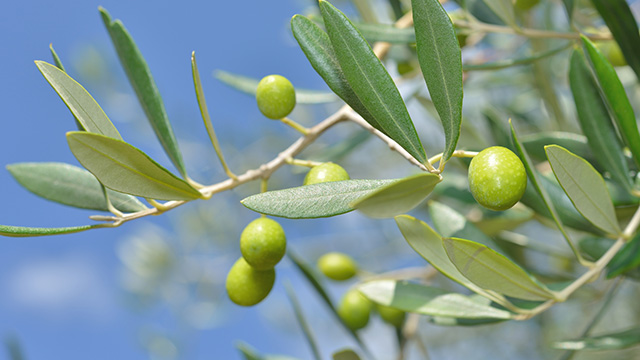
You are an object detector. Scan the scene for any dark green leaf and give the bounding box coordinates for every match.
[359,280,513,319]
[412,0,463,162]
[35,61,121,139]
[581,36,640,169]
[241,179,396,219]
[100,7,187,177]
[49,43,66,72]
[7,162,147,213]
[284,283,321,360]
[591,0,640,81]
[562,0,575,21]
[569,49,632,191]
[66,131,202,201]
[215,70,338,104]
[352,173,441,218]
[443,237,556,301]
[332,349,360,360]
[290,15,377,125]
[545,145,620,236]
[0,224,100,237]
[521,132,595,167]
[395,215,489,293]
[608,232,640,278]
[287,252,369,355]
[320,1,427,164]
[553,327,640,351]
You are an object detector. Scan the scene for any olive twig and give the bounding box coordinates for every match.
[285,157,323,168]
[454,19,613,41]
[281,117,310,135]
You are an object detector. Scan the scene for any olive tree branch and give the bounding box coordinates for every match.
[454,19,613,41]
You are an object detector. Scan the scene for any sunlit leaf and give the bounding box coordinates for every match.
[359,280,513,319]
[553,327,640,351]
[412,0,463,162]
[67,131,202,201]
[215,70,338,104]
[290,15,377,125]
[35,61,121,139]
[320,1,427,164]
[7,162,147,213]
[100,7,187,177]
[430,294,507,326]
[591,0,640,81]
[569,49,632,191]
[545,145,620,236]
[444,237,556,301]
[352,173,441,218]
[581,36,640,169]
[0,224,100,237]
[241,179,396,219]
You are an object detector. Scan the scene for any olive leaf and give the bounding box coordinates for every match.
[553,327,640,351]
[0,224,101,237]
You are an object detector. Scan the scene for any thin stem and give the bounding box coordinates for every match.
[286,157,323,168]
[428,149,478,169]
[281,117,309,135]
[191,51,237,180]
[454,20,613,41]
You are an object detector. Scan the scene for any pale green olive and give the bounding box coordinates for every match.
[225,257,275,307]
[240,217,286,270]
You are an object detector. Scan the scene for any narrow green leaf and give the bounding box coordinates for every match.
[319,1,427,164]
[66,131,202,201]
[463,44,571,72]
[412,0,463,162]
[591,0,640,81]
[581,36,640,169]
[569,49,632,191]
[332,349,360,360]
[428,201,504,256]
[562,0,575,21]
[241,179,396,219]
[287,252,369,355]
[7,162,147,213]
[355,22,415,44]
[215,70,338,104]
[99,7,187,177]
[352,173,441,218]
[290,15,377,125]
[429,294,507,326]
[553,327,640,351]
[607,232,640,278]
[521,132,594,166]
[359,280,513,319]
[483,0,518,29]
[395,214,488,293]
[35,61,121,139]
[0,224,100,237]
[49,43,66,72]
[284,283,321,360]
[443,237,556,301]
[545,145,620,236]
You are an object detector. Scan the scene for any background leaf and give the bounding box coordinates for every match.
[67,131,202,201]
[412,0,463,162]
[332,349,360,360]
[0,224,100,237]
[545,145,620,236]
[359,280,513,319]
[100,7,188,178]
[553,327,640,351]
[591,0,640,82]
[581,36,640,169]
[215,70,338,104]
[607,232,640,278]
[7,162,147,213]
[569,49,632,191]
[284,283,321,360]
[241,179,396,219]
[444,237,556,301]
[290,15,377,125]
[320,1,427,164]
[35,61,121,139]
[483,0,518,29]
[352,173,441,218]
[49,43,66,72]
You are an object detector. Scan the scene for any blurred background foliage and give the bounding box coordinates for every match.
[4,0,640,359]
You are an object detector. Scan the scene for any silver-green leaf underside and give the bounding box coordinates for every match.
[0,224,101,237]
[241,179,397,219]
[553,327,640,351]
[7,162,147,213]
[67,131,202,201]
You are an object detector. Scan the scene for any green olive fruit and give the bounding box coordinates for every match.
[303,162,350,186]
[225,257,275,306]
[468,146,527,211]
[338,289,372,331]
[240,217,286,270]
[317,252,358,281]
[376,304,406,328]
[514,0,540,11]
[256,74,296,119]
[598,41,627,67]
